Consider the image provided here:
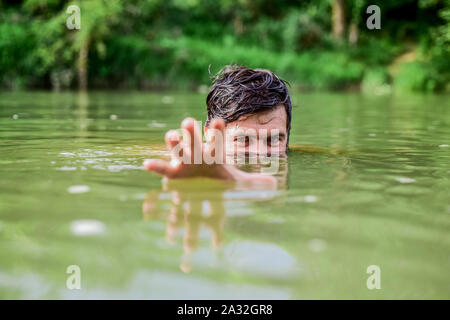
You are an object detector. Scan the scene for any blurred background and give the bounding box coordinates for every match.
[1,1,450,300]
[0,0,449,93]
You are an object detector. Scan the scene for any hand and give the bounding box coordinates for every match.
[142,180,226,273]
[143,117,276,186]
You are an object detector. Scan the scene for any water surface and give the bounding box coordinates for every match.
[0,91,449,299]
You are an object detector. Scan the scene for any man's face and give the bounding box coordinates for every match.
[223,104,288,157]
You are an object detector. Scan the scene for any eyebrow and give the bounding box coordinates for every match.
[258,116,277,125]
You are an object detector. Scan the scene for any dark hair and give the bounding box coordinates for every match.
[206,65,292,146]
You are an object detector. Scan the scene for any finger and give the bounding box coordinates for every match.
[142,191,161,221]
[180,254,192,273]
[166,201,183,244]
[165,130,183,162]
[183,201,201,254]
[210,118,226,131]
[143,159,176,178]
[181,117,202,164]
[205,200,226,250]
[209,118,226,163]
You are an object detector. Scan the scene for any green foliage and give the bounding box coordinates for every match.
[0,0,448,92]
[393,61,443,92]
[362,67,390,94]
[114,36,365,90]
[0,23,30,88]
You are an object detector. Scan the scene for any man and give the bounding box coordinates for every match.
[143,65,292,185]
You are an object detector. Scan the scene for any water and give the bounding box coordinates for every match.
[0,91,449,299]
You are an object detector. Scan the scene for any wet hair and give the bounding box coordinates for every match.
[206,65,292,147]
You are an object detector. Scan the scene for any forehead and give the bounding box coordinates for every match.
[226,104,287,132]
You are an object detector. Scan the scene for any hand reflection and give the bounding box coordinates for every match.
[142,179,227,273]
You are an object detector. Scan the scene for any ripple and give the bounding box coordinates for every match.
[148,121,166,128]
[60,152,75,157]
[57,166,77,171]
[70,220,106,236]
[67,185,90,194]
[395,177,416,184]
[287,195,318,203]
[224,190,281,200]
[386,185,429,196]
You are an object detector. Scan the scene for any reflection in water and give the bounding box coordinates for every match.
[77,91,89,132]
[142,179,228,273]
[142,161,290,273]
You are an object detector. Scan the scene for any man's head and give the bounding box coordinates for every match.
[206,65,292,155]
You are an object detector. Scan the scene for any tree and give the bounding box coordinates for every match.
[21,0,124,90]
[72,0,124,90]
[332,0,345,40]
[348,0,366,46]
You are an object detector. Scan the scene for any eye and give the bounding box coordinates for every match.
[234,136,255,147]
[269,135,280,146]
[235,136,246,145]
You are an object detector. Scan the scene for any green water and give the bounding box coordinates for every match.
[0,91,449,299]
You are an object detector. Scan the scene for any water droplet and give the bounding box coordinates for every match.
[67,185,90,194]
[12,114,19,120]
[57,166,77,171]
[395,177,416,184]
[304,195,318,203]
[60,152,75,157]
[70,220,105,236]
[439,144,448,148]
[147,121,166,128]
[287,195,318,203]
[110,114,118,120]
[368,133,376,137]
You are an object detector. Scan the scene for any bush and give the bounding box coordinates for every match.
[362,68,391,94]
[157,36,365,90]
[0,23,36,88]
[393,61,441,93]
